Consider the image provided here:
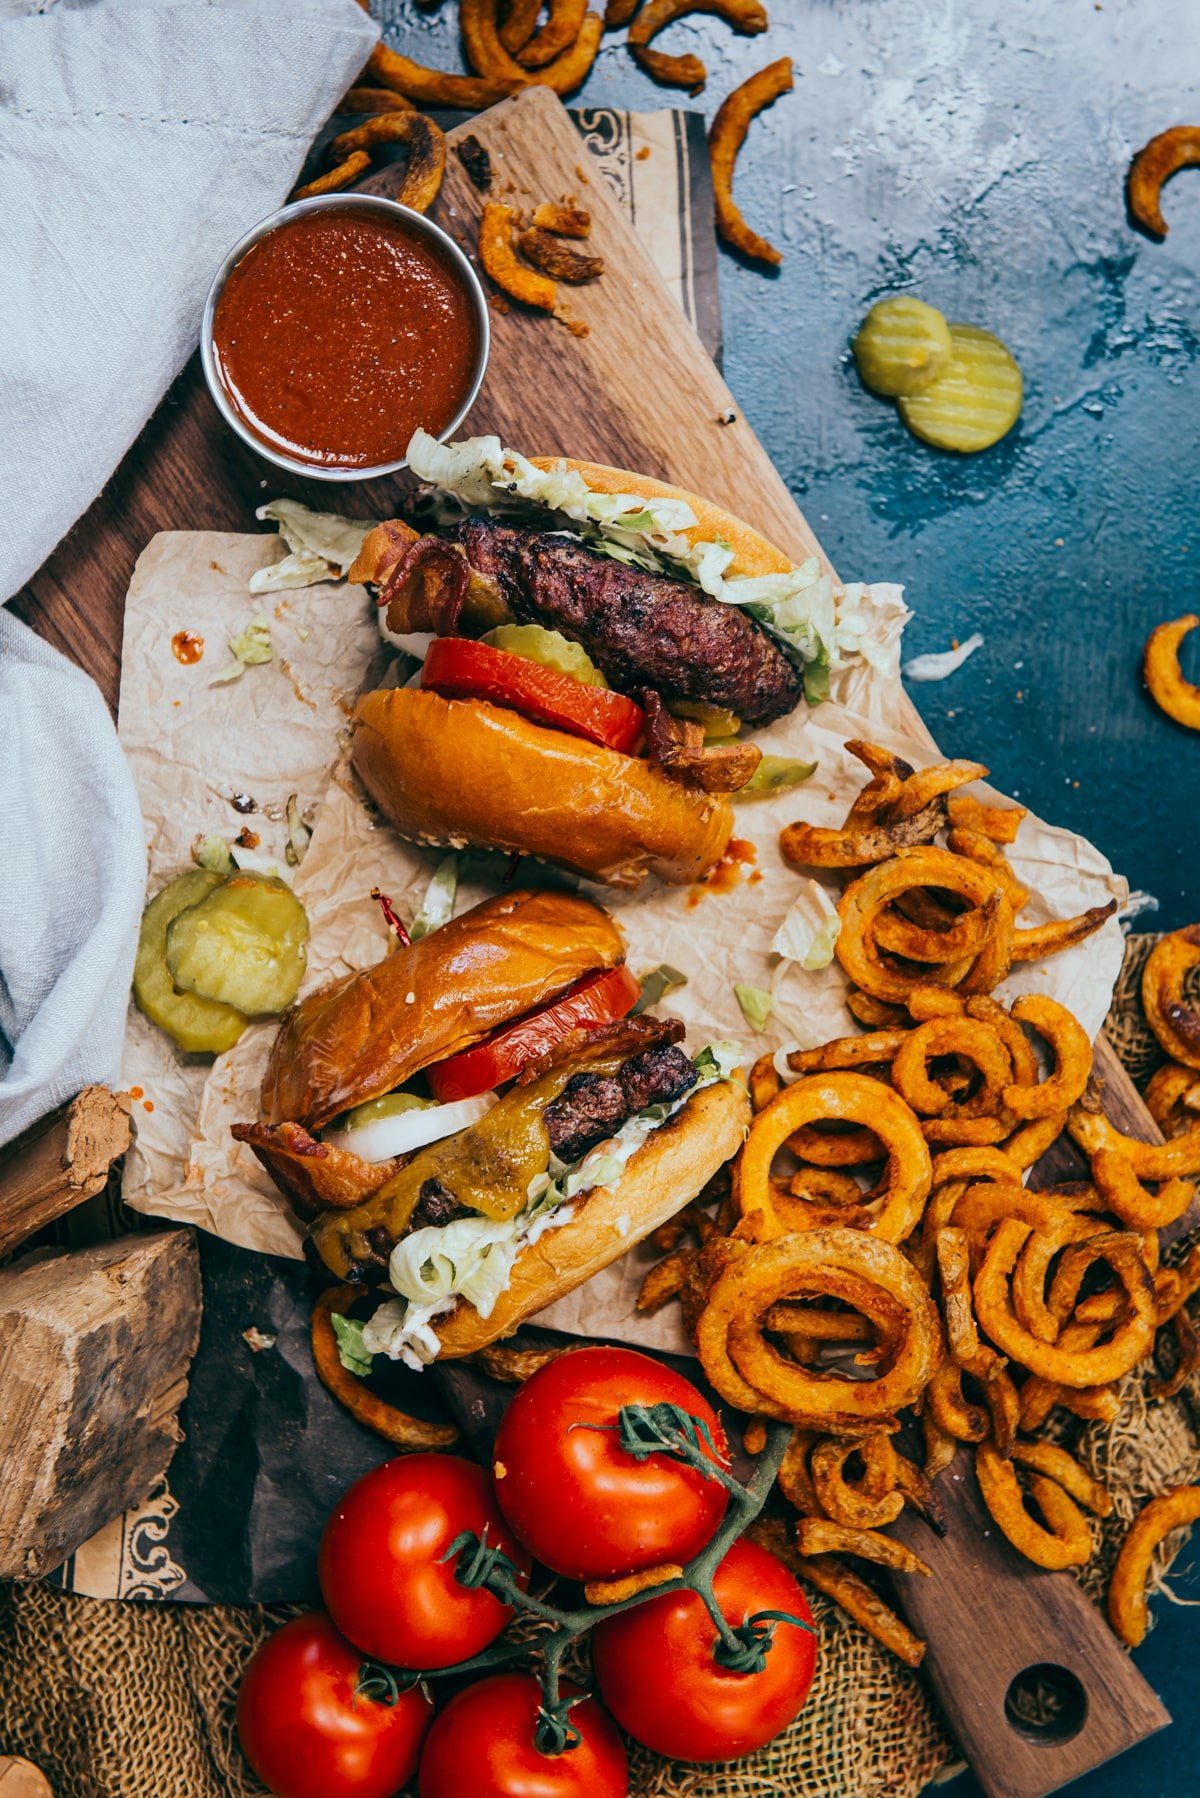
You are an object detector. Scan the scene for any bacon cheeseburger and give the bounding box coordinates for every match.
[233,889,747,1367]
[348,430,899,888]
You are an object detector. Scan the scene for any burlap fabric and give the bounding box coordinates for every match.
[2,932,1198,1798]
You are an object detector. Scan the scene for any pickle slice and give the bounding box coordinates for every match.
[853,297,953,397]
[481,623,609,688]
[897,323,1023,452]
[133,871,248,1055]
[165,873,309,1017]
[340,1091,432,1130]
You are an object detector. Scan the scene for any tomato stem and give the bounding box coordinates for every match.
[421,1414,796,1754]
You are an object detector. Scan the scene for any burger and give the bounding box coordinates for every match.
[233,888,748,1366]
[348,430,876,889]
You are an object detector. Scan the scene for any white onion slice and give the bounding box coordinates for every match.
[325,1090,499,1163]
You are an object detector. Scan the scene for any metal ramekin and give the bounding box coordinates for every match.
[200,193,490,482]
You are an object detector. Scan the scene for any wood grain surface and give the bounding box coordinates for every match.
[13,85,1172,1794]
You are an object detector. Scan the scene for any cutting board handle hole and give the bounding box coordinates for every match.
[1003,1664,1088,1745]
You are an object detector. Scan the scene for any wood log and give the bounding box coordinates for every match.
[0,1086,134,1259]
[0,1229,201,1579]
[0,1760,54,1798]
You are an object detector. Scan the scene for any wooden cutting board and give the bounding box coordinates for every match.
[14,84,1172,1798]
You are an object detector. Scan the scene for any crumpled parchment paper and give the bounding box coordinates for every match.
[119,536,1127,1357]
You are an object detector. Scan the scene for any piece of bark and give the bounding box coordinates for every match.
[0,1229,201,1579]
[0,1086,134,1259]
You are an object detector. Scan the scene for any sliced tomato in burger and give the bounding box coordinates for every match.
[421,638,645,755]
[426,964,641,1104]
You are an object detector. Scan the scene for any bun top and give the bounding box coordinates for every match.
[261,888,624,1131]
[527,456,796,581]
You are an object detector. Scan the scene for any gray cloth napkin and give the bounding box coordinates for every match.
[0,0,378,1145]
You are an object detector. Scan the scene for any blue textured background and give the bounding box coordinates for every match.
[380,1,1199,1789]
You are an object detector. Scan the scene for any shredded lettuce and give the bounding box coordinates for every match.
[210,614,272,686]
[735,984,774,1033]
[631,964,688,1015]
[331,1313,373,1377]
[194,834,233,875]
[405,431,907,699]
[772,881,841,972]
[285,794,310,868]
[693,1040,743,1083]
[249,500,374,593]
[410,854,459,940]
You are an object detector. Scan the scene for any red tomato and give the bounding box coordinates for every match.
[492,1345,728,1581]
[419,1674,628,1798]
[426,965,640,1103]
[318,1454,531,1669]
[236,1611,432,1798]
[421,637,645,754]
[592,1537,817,1761]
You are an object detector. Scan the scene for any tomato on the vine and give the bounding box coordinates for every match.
[318,1453,531,1669]
[492,1345,729,1581]
[418,1673,628,1798]
[236,1611,432,1798]
[592,1536,817,1761]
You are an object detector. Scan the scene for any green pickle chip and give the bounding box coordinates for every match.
[165,872,309,1018]
[133,870,248,1055]
[853,297,953,397]
[482,623,609,688]
[898,323,1023,453]
[340,1091,433,1130]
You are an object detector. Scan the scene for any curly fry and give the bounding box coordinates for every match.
[500,0,543,53]
[742,1416,769,1455]
[311,1286,459,1449]
[1088,1148,1194,1232]
[516,0,587,68]
[1010,1440,1113,1517]
[479,201,557,309]
[532,200,592,235]
[339,87,416,115]
[794,1516,931,1576]
[1142,926,1200,1070]
[975,1440,1093,1569]
[604,0,641,24]
[947,825,1030,914]
[461,0,603,96]
[709,57,793,265]
[585,1562,683,1604]
[629,0,768,94]
[1011,900,1118,963]
[1146,1061,1200,1136]
[367,42,523,110]
[518,226,604,280]
[1148,1308,1200,1402]
[637,1246,691,1312]
[330,112,447,213]
[1001,994,1093,1120]
[1068,1102,1200,1179]
[1109,1485,1200,1645]
[292,152,371,201]
[810,1434,904,1530]
[946,793,1026,843]
[1128,126,1200,237]
[1144,615,1200,730]
[790,1550,926,1666]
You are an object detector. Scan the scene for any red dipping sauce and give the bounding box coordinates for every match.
[211,207,482,471]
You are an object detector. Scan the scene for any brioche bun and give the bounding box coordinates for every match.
[433,1074,751,1357]
[352,687,733,890]
[262,889,623,1131]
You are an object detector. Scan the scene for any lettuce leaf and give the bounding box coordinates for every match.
[249,499,373,596]
[331,1313,373,1377]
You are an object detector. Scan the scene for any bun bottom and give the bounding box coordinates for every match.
[433,1075,750,1357]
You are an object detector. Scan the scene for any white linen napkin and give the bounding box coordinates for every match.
[0,0,378,1144]
[0,611,145,1143]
